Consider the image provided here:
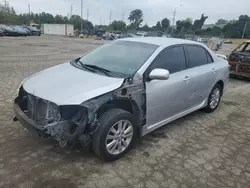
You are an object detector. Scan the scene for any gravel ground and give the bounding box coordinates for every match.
[0,36,250,188]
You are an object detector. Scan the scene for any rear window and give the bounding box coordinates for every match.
[186,45,208,68]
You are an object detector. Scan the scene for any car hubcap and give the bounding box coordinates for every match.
[210,88,220,109]
[106,120,133,155]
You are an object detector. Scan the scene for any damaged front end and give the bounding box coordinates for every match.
[14,86,98,147]
[14,75,145,148]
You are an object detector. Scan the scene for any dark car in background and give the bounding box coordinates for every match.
[0,24,18,36]
[10,25,29,36]
[0,29,6,36]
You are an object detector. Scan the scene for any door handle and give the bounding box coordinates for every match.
[183,76,190,82]
[212,68,216,74]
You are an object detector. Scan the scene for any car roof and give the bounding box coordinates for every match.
[119,37,201,46]
[245,40,250,43]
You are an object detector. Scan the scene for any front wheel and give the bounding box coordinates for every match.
[204,84,222,113]
[92,109,136,161]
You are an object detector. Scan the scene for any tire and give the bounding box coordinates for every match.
[92,108,136,161]
[204,84,222,113]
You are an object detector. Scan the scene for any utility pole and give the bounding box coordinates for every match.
[242,21,248,39]
[171,8,176,34]
[109,10,112,24]
[70,4,73,20]
[172,9,176,27]
[28,4,31,14]
[122,11,125,22]
[80,0,83,31]
[87,8,90,21]
[100,17,102,25]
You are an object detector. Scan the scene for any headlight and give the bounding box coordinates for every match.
[46,102,61,123]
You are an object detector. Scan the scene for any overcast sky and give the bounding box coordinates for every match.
[5,0,250,26]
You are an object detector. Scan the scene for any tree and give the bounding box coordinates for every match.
[239,15,250,22]
[141,23,150,31]
[128,9,143,29]
[193,14,208,32]
[110,20,126,31]
[176,18,193,34]
[211,26,222,36]
[156,21,161,30]
[161,18,170,30]
[216,19,228,25]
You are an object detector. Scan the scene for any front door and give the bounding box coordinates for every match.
[144,45,191,126]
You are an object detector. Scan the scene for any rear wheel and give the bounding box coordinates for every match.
[204,84,222,113]
[92,108,136,161]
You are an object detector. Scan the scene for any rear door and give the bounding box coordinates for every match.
[184,44,217,107]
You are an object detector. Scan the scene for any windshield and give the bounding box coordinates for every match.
[74,41,158,77]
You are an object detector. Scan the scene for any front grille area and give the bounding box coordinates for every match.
[27,94,48,126]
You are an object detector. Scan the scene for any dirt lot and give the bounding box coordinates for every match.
[0,35,250,188]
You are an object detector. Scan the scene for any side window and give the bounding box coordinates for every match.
[186,45,208,68]
[150,46,186,74]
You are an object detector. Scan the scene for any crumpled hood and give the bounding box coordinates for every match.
[23,62,124,105]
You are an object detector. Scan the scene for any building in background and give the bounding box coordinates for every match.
[41,24,74,36]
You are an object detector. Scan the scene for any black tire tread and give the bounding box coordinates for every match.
[92,108,131,160]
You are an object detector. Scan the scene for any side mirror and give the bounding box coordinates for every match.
[149,68,170,80]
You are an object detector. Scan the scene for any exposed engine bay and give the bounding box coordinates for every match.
[14,77,145,148]
[228,41,250,77]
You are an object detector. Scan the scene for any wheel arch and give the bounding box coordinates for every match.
[216,80,224,95]
[96,98,142,129]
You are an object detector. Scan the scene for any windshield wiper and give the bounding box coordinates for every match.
[76,60,95,72]
[82,64,111,76]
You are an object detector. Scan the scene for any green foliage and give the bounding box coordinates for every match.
[156,21,161,30]
[110,20,126,31]
[161,18,170,31]
[141,23,150,31]
[216,19,228,25]
[128,9,143,29]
